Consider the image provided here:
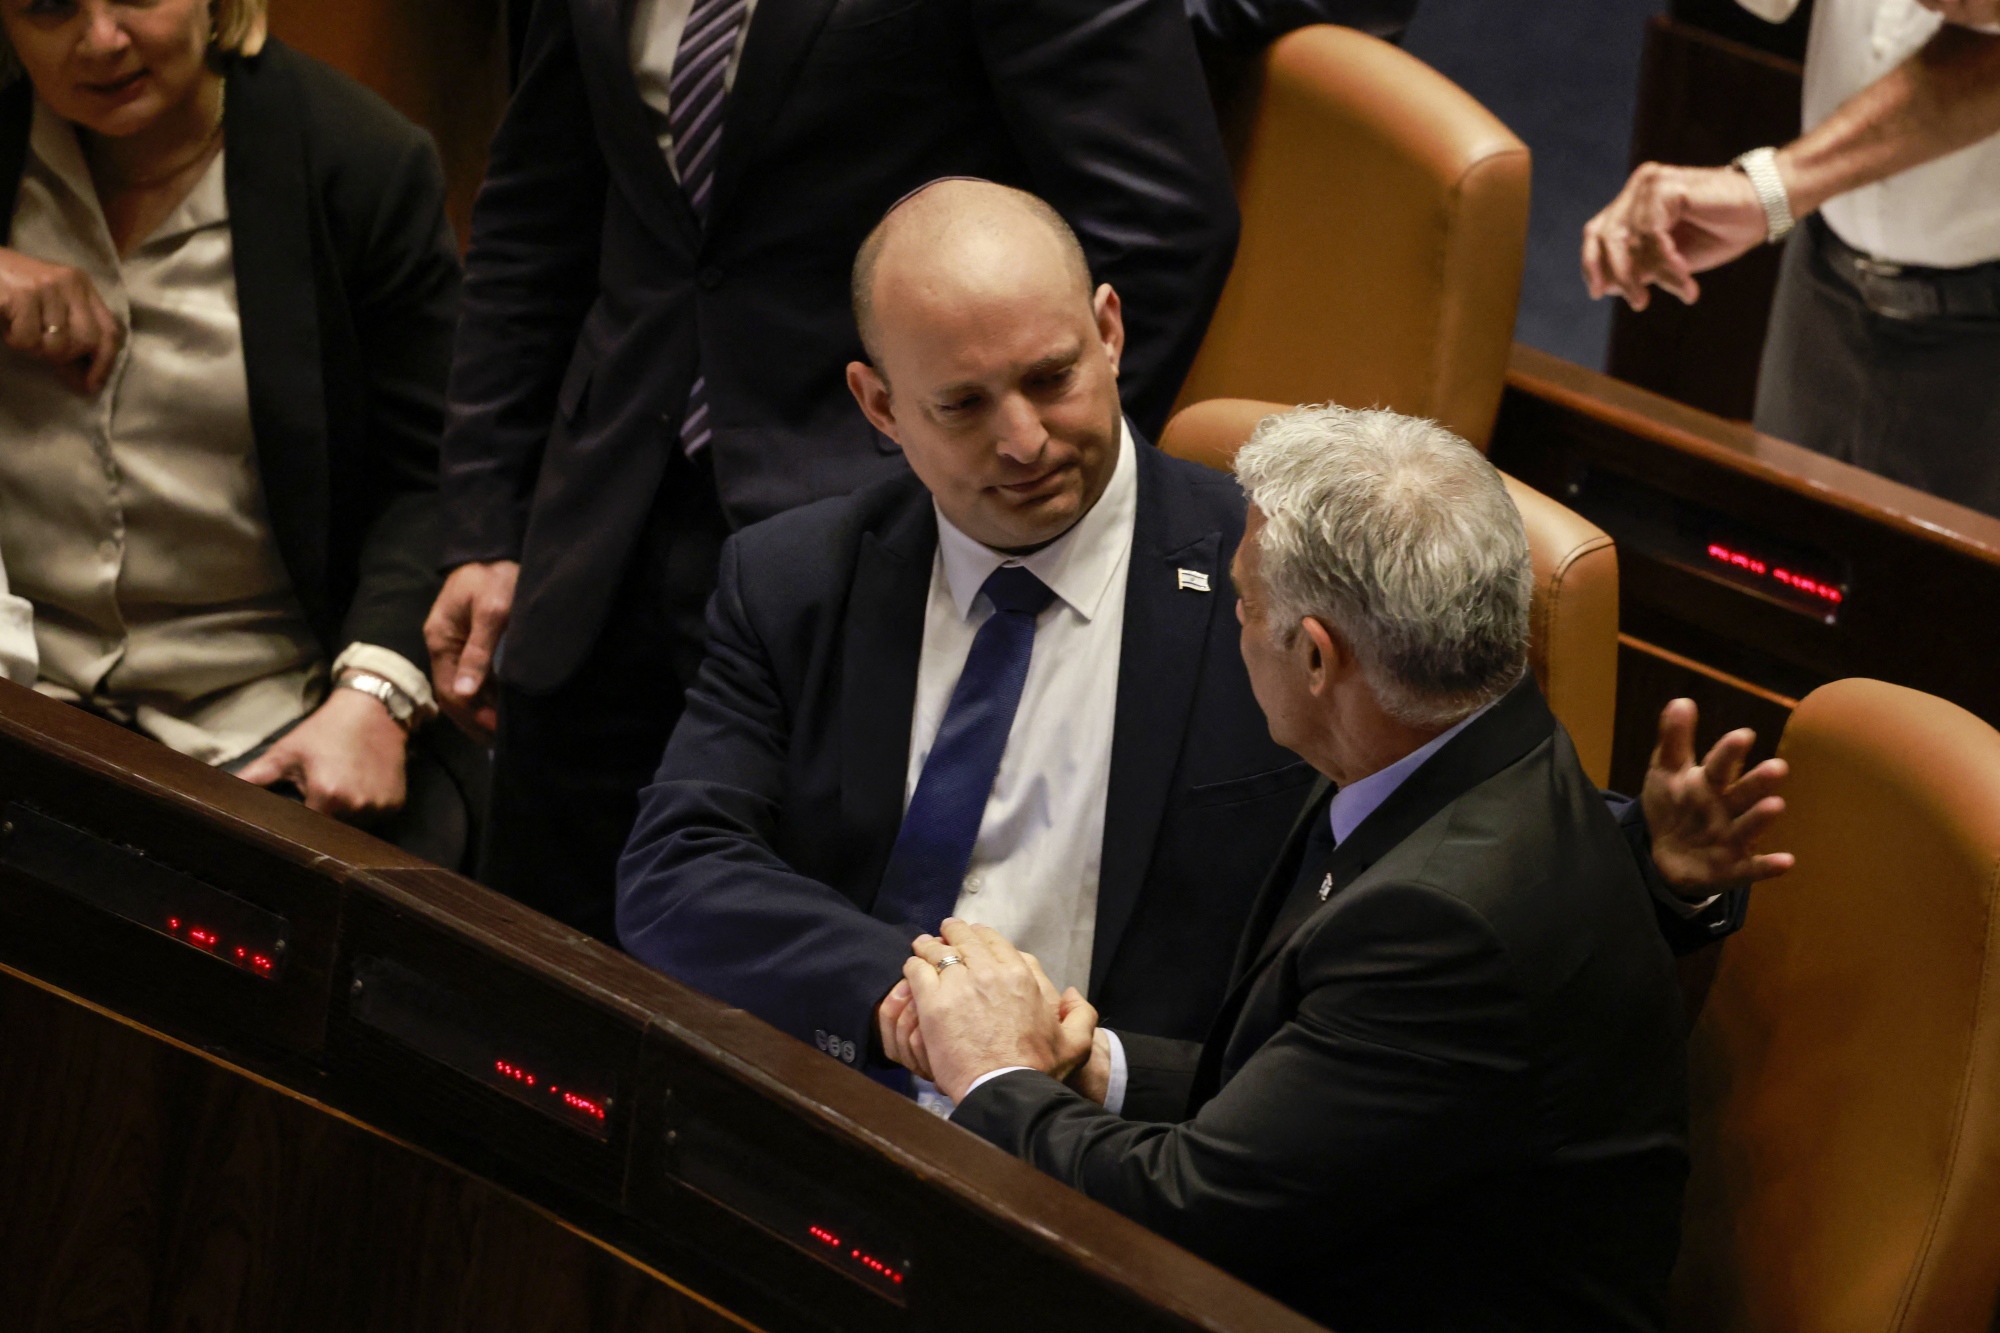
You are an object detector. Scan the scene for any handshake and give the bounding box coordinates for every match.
[875,918,1113,1106]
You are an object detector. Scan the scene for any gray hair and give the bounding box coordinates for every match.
[1234,405,1532,729]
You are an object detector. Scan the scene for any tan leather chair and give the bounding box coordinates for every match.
[1672,679,2000,1333]
[1157,398,1617,786]
[1177,26,1530,450]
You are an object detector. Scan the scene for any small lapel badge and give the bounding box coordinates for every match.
[1318,872,1334,901]
[1176,568,1211,593]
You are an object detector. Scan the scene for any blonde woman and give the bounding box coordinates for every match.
[0,0,478,865]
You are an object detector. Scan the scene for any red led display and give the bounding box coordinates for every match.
[164,914,278,976]
[492,1059,607,1123]
[1707,543,1843,608]
[806,1222,905,1286]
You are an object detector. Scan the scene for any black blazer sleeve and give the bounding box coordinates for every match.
[439,0,609,568]
[972,0,1239,436]
[1112,1030,1204,1122]
[1185,0,1420,48]
[323,112,461,667]
[616,536,912,1067]
[952,880,1527,1284]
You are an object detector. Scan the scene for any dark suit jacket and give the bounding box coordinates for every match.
[1186,0,1420,48]
[1,44,458,672]
[616,439,1317,1067]
[954,677,1689,1333]
[440,0,1241,690]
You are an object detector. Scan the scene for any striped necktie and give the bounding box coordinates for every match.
[667,0,748,456]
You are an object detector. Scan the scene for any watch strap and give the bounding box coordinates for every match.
[1733,146,1795,245]
[338,671,418,731]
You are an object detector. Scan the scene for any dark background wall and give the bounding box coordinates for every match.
[1404,0,1667,369]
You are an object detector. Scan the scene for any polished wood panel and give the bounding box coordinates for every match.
[0,680,1319,1333]
[0,966,744,1333]
[1492,346,2000,788]
[265,0,510,245]
[1605,17,1802,422]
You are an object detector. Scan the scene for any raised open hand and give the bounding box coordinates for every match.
[1642,698,1796,896]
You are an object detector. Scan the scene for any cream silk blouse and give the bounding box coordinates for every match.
[0,98,432,764]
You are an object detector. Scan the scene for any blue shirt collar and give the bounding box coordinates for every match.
[1326,697,1498,846]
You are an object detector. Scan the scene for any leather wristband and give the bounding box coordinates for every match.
[1732,147,1796,245]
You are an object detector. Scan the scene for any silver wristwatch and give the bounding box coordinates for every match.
[338,671,420,732]
[1733,146,1795,245]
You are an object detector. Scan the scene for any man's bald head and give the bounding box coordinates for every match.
[842,178,1127,554]
[851,179,1095,368]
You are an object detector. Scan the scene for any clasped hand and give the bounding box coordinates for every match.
[877,918,1101,1105]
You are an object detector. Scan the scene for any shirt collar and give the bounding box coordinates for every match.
[29,95,229,246]
[1327,696,1499,846]
[933,418,1138,622]
[29,95,97,207]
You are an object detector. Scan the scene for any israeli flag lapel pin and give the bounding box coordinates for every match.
[1177,568,1211,593]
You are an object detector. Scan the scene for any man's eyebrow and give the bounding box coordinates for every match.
[930,345,1083,401]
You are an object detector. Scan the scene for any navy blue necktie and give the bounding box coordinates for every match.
[873,566,1058,933]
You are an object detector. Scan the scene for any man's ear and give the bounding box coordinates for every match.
[1299,616,1348,698]
[1093,284,1125,377]
[847,361,901,443]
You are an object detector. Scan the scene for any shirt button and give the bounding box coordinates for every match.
[964,875,982,894]
[697,265,724,291]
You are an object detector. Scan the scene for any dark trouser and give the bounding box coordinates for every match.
[1755,215,2000,518]
[224,706,488,873]
[479,452,730,943]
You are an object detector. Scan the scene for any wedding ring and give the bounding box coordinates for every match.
[936,954,964,972]
[42,324,61,338]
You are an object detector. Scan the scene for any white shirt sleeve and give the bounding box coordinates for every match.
[959,1031,1129,1113]
[963,1066,1036,1100]
[1735,0,1802,21]
[1102,1027,1129,1116]
[331,643,438,713]
[0,554,39,687]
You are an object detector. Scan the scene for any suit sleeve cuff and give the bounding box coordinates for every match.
[333,643,438,715]
[964,1066,1035,1100]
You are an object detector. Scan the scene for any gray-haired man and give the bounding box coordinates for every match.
[897,406,1692,1332]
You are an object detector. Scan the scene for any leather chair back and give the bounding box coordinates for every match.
[1672,679,2000,1333]
[1157,398,1617,786]
[1177,25,1530,450]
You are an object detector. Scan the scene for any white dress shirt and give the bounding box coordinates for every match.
[961,686,1501,1108]
[910,424,1137,1115]
[1,100,432,763]
[1737,0,2000,267]
[0,551,36,687]
[629,0,761,179]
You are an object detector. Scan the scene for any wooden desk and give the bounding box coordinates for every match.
[0,683,1315,1333]
[1493,345,2000,792]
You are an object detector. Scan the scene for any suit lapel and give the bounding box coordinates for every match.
[574,0,700,253]
[1088,437,1226,996]
[1244,676,1557,980]
[1192,678,1555,1107]
[223,49,335,643]
[841,488,936,902]
[704,0,841,230]
[0,79,30,243]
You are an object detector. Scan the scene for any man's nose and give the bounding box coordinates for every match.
[992,394,1049,465]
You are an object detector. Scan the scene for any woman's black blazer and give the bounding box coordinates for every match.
[0,42,459,673]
